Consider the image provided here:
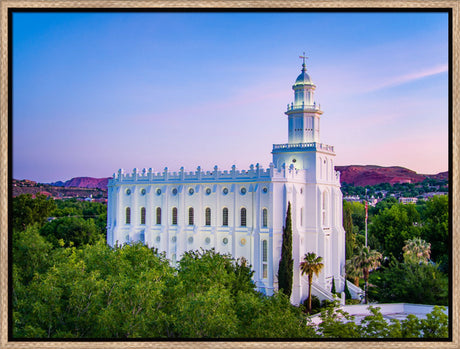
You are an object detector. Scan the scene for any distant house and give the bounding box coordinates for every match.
[344,195,361,202]
[399,197,418,204]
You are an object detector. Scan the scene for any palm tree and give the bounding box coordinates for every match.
[346,258,363,287]
[402,237,431,264]
[352,246,382,304]
[300,252,324,313]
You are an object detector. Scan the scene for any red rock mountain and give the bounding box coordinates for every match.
[61,177,110,190]
[335,165,447,186]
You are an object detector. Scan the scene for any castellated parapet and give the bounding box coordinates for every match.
[110,163,340,185]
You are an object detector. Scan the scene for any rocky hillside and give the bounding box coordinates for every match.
[14,166,448,198]
[335,165,447,186]
[12,179,107,199]
[50,177,110,190]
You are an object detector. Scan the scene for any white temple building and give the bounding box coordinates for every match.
[107,58,356,304]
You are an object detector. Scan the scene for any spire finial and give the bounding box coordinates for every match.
[299,52,308,71]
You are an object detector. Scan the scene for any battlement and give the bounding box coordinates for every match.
[109,162,341,186]
[110,163,275,184]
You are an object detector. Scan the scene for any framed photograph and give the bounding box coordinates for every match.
[1,2,457,348]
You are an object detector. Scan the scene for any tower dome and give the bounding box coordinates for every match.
[293,63,313,86]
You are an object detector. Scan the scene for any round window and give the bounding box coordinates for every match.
[188,236,194,244]
[126,189,131,195]
[223,188,229,195]
[240,187,246,195]
[241,238,246,246]
[189,188,194,195]
[156,236,160,242]
[205,237,211,244]
[156,188,161,195]
[206,188,211,195]
[171,236,176,242]
[262,187,268,193]
[141,188,146,195]
[172,188,178,195]
[223,237,228,245]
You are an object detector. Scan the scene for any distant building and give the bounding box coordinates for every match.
[107,59,348,305]
[399,197,418,204]
[343,195,361,202]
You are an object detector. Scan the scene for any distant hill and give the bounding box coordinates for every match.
[14,166,448,198]
[50,177,110,190]
[335,165,448,186]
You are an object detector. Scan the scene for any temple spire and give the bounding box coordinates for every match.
[299,52,308,70]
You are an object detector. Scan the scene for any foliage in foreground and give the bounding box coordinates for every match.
[12,229,449,339]
[11,195,449,339]
[317,303,448,339]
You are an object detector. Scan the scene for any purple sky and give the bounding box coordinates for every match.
[12,12,449,183]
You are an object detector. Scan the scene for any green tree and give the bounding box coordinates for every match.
[13,241,176,338]
[343,201,356,259]
[343,279,352,300]
[278,202,293,298]
[12,224,53,285]
[39,216,104,248]
[346,258,363,287]
[318,302,361,338]
[370,196,398,215]
[350,246,382,304]
[235,291,317,338]
[330,277,336,294]
[12,194,57,231]
[420,195,448,268]
[300,252,324,313]
[368,258,448,305]
[368,203,421,260]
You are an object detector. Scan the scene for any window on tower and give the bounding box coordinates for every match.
[156,207,161,225]
[205,207,211,226]
[223,207,229,226]
[262,208,268,227]
[262,239,268,279]
[125,207,131,224]
[189,207,194,226]
[241,207,247,227]
[172,207,178,225]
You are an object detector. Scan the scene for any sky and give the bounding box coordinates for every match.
[12,11,449,183]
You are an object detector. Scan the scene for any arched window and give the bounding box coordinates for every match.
[140,207,146,225]
[241,207,247,227]
[222,207,228,226]
[262,240,268,279]
[156,207,161,225]
[189,207,194,225]
[262,208,268,227]
[172,207,177,225]
[125,207,131,224]
[139,231,145,244]
[205,207,211,226]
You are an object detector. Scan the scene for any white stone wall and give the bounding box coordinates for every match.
[108,162,345,304]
